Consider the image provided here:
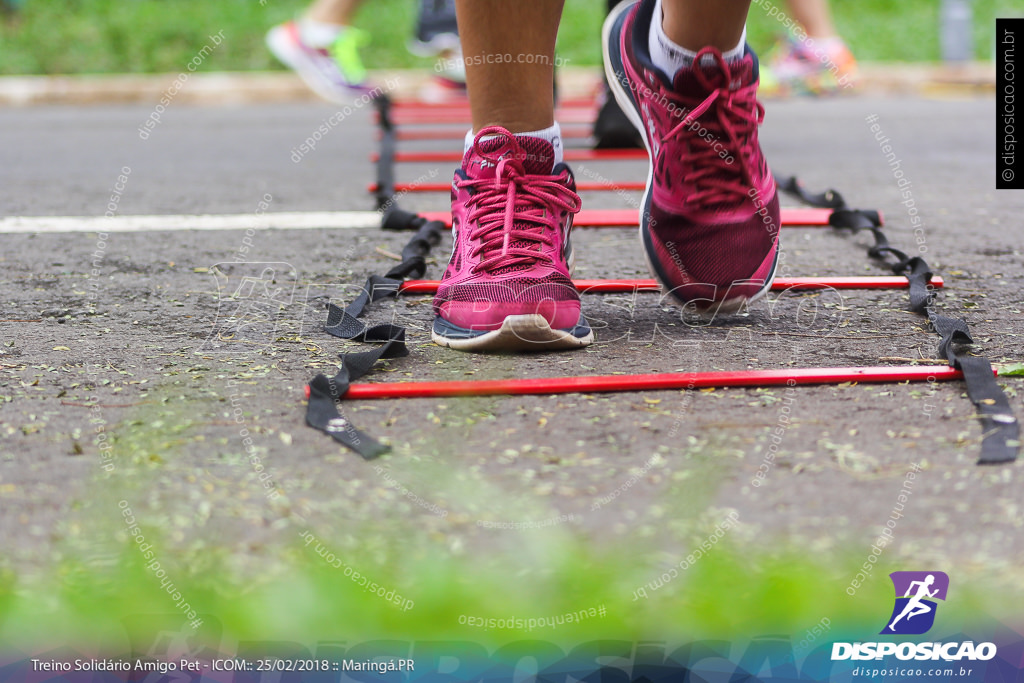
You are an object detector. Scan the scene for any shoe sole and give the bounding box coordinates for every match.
[431,314,594,353]
[601,1,775,316]
[266,26,369,105]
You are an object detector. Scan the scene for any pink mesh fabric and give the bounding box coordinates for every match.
[433,127,583,331]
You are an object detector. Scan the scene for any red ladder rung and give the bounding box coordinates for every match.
[369,180,648,193]
[394,127,594,141]
[396,276,944,295]
[416,208,882,227]
[388,97,597,110]
[373,149,648,162]
[380,109,598,125]
[344,365,967,400]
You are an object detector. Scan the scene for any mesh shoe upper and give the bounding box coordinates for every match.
[609,0,780,308]
[434,128,583,332]
[646,52,779,298]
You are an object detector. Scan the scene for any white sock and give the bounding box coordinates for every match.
[464,122,564,165]
[648,0,746,79]
[299,19,345,48]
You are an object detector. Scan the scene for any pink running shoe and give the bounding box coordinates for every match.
[432,127,592,352]
[603,0,780,314]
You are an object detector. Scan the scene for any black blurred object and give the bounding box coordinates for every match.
[593,83,644,149]
[412,0,459,55]
[593,0,644,149]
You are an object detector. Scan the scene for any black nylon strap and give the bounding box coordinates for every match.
[895,256,934,314]
[306,340,408,459]
[828,208,883,231]
[374,95,397,210]
[304,217,445,458]
[784,175,1019,464]
[391,215,444,272]
[322,218,443,344]
[931,314,973,365]
[324,275,405,343]
[957,356,1020,464]
[894,252,1018,464]
[776,174,847,209]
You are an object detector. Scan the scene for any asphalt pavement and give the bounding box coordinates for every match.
[1,87,1023,616]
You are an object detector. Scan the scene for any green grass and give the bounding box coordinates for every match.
[0,0,1017,76]
[0,532,999,647]
[2,531,1018,651]
[748,0,1022,63]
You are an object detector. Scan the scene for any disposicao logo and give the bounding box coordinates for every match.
[882,571,949,635]
[831,571,997,662]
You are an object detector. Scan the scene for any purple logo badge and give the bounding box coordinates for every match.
[881,571,950,635]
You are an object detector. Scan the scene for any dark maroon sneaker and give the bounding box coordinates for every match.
[603,0,781,313]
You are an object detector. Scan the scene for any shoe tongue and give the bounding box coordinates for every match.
[671,54,753,94]
[475,134,556,175]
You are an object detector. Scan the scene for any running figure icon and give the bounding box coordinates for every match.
[887,574,939,632]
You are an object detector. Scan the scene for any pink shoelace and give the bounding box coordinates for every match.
[659,48,766,206]
[458,128,581,275]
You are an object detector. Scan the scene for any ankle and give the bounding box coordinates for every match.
[649,0,746,79]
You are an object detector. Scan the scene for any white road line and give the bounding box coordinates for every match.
[0,211,390,234]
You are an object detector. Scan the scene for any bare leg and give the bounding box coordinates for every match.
[786,0,838,38]
[660,0,751,53]
[305,0,364,25]
[455,0,564,133]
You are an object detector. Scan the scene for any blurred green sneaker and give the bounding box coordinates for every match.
[266,20,376,104]
[329,26,370,86]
